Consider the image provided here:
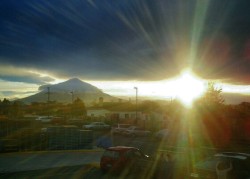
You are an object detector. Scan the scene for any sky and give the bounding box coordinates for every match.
[1,0,250,103]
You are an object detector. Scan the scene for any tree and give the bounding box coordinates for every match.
[193,82,229,147]
[9,101,23,119]
[71,98,87,118]
[0,98,11,116]
[197,82,224,106]
[139,100,160,112]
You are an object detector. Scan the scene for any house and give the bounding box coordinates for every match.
[87,109,110,119]
[112,111,137,120]
[86,108,169,129]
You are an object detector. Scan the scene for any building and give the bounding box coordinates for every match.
[87,109,110,119]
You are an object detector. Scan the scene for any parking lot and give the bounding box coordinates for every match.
[1,130,250,178]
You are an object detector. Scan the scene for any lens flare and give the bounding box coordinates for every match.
[171,70,206,107]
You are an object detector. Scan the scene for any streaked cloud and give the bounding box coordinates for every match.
[0,0,250,100]
[0,64,57,84]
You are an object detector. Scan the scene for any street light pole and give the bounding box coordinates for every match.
[47,87,50,103]
[47,87,50,118]
[70,91,74,104]
[134,87,138,124]
[70,91,74,119]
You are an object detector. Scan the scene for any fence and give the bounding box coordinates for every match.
[0,124,95,152]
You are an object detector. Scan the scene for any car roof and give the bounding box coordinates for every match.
[215,152,250,160]
[106,146,138,151]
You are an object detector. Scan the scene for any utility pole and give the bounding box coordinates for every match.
[47,87,50,103]
[70,91,74,119]
[70,91,74,104]
[134,87,138,124]
[46,87,51,118]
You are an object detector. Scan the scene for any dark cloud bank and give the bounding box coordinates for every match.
[0,0,250,84]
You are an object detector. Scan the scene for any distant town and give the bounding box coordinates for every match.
[0,79,250,153]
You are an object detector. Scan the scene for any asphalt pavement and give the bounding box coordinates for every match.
[1,133,244,178]
[0,134,153,175]
[0,150,103,173]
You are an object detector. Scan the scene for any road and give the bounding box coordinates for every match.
[1,165,89,179]
[0,135,161,179]
[1,133,249,178]
[0,164,144,179]
[0,150,103,173]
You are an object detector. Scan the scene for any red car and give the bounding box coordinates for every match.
[100,146,152,174]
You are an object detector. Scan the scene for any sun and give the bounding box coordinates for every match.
[170,70,205,107]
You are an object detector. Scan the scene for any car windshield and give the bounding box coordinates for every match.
[103,150,120,160]
[125,150,143,158]
[1,1,250,178]
[195,157,221,171]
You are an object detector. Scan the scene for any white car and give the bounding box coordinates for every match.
[154,129,169,139]
[124,126,151,137]
[36,116,53,123]
[83,122,110,130]
[112,124,131,135]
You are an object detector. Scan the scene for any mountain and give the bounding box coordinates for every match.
[20,78,118,105]
[38,78,102,93]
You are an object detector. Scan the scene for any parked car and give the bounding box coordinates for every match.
[100,146,153,174]
[36,116,53,123]
[112,124,131,135]
[154,129,169,139]
[124,126,151,137]
[83,122,110,130]
[190,152,250,179]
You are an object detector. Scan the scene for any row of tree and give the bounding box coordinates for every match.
[1,82,250,144]
[0,97,87,119]
[0,83,249,121]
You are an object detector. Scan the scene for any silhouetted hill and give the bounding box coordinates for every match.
[20,78,118,105]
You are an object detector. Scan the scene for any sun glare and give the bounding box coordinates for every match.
[89,70,206,107]
[170,70,205,107]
